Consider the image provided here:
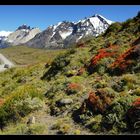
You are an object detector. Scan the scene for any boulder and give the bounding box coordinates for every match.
[58,98,73,106]
[27,116,35,125]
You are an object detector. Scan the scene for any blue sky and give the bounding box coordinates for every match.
[0,5,139,31]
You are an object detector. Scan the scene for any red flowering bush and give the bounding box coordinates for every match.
[110,45,140,73]
[83,89,114,114]
[90,45,119,66]
[88,45,119,74]
[66,83,82,95]
[132,98,140,107]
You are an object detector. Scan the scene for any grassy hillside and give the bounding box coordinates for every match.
[0,12,140,135]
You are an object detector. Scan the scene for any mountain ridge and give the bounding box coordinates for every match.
[26,14,113,49]
[0,14,113,49]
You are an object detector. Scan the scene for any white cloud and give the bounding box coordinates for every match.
[0,31,13,37]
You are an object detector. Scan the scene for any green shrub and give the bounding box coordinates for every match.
[102,95,135,133]
[121,18,134,31]
[65,70,77,77]
[42,52,71,80]
[104,22,122,36]
[132,88,140,96]
[51,118,71,134]
[25,123,46,135]
[111,79,127,92]
[86,115,102,132]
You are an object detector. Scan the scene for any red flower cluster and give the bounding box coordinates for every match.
[132,98,140,107]
[110,45,138,71]
[67,83,81,90]
[90,45,119,66]
[88,91,99,104]
[66,83,82,95]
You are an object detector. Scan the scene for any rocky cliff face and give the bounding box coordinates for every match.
[6,24,41,46]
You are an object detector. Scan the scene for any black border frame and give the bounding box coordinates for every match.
[0,0,140,5]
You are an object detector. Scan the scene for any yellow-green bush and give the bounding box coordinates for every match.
[0,84,44,129]
[0,123,46,135]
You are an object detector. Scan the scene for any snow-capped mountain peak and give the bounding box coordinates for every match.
[96,14,113,25]
[25,14,113,49]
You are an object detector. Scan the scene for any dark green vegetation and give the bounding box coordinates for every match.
[0,12,140,134]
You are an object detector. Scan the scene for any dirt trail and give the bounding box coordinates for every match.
[32,105,94,135]
[0,53,14,72]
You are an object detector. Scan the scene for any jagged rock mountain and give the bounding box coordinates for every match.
[26,14,113,49]
[26,21,75,49]
[6,24,41,46]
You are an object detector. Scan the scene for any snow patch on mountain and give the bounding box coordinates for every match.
[53,22,62,31]
[59,30,73,39]
[89,17,101,29]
